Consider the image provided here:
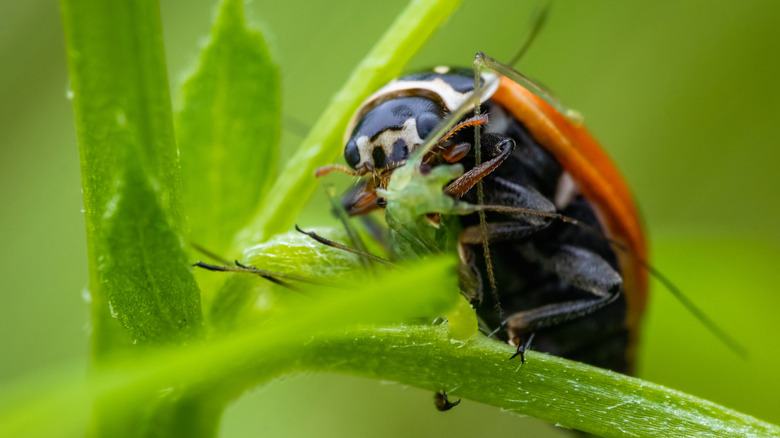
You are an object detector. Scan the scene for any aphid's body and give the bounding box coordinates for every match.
[324,64,647,373]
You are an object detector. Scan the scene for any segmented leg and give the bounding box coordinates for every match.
[444,133,515,196]
[341,180,381,216]
[455,169,557,302]
[504,243,623,338]
[434,392,461,412]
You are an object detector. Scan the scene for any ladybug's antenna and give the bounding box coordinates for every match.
[468,203,749,359]
[507,3,551,67]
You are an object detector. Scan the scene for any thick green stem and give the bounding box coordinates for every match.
[61,0,204,435]
[304,327,778,438]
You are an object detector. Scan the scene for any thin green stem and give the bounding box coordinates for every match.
[233,0,463,250]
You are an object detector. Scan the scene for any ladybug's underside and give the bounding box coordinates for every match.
[336,67,635,373]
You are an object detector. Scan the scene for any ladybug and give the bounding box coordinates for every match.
[315,54,647,374]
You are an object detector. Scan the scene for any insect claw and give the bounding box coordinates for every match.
[434,391,461,412]
[509,348,525,363]
[509,334,535,363]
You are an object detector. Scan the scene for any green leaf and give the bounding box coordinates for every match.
[5,315,780,437]
[233,0,463,248]
[176,0,280,255]
[60,0,201,345]
[0,257,460,437]
[208,228,361,330]
[101,169,202,343]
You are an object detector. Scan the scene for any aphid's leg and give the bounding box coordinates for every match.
[473,52,582,124]
[444,133,515,196]
[504,244,623,345]
[358,214,390,254]
[191,242,317,289]
[481,176,557,219]
[325,186,373,270]
[460,221,543,244]
[194,260,304,290]
[294,225,394,266]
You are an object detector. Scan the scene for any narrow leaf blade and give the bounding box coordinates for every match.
[102,170,202,342]
[234,0,463,247]
[60,0,202,348]
[177,0,281,255]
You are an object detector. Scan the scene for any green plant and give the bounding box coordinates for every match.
[1,0,778,437]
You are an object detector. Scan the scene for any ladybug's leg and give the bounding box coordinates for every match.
[341,179,381,216]
[456,173,558,301]
[509,333,536,363]
[444,134,515,196]
[458,173,558,243]
[505,244,623,337]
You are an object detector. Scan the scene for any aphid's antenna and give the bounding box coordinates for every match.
[324,185,372,270]
[475,52,582,125]
[294,225,395,266]
[507,3,551,67]
[469,204,749,359]
[473,55,504,323]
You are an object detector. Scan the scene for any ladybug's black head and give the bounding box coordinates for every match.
[344,96,444,172]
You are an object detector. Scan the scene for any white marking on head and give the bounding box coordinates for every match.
[355,118,423,170]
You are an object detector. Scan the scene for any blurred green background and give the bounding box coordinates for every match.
[2,1,779,436]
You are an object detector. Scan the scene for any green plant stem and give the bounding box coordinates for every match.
[61,0,200,355]
[61,0,203,435]
[306,327,778,438]
[233,0,463,250]
[0,258,460,438]
[4,324,778,438]
[176,0,280,257]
